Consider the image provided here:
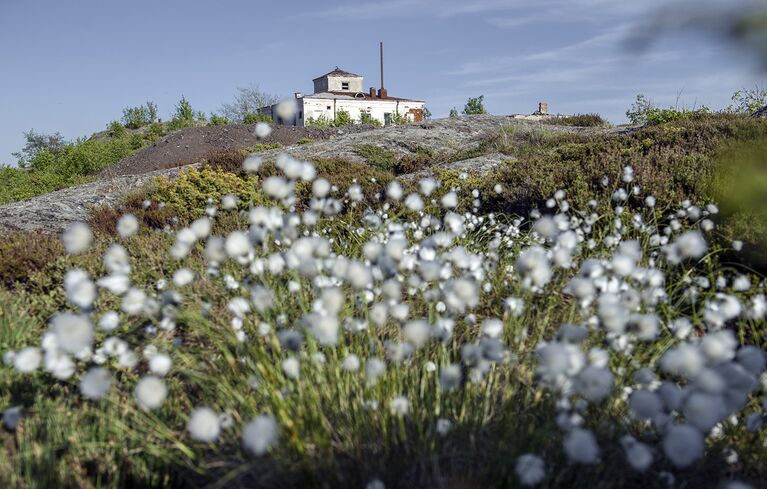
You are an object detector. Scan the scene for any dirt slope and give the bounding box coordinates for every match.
[100,124,377,178]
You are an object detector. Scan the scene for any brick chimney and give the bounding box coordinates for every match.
[369,87,376,98]
[377,88,388,99]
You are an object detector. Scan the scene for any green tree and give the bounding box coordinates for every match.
[422,106,432,120]
[12,129,66,168]
[174,96,194,122]
[449,107,459,118]
[729,84,767,114]
[626,94,655,125]
[462,95,486,115]
[121,101,158,129]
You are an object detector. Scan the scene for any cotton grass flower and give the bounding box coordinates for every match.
[225,231,251,258]
[49,313,94,355]
[389,396,409,416]
[122,288,147,315]
[662,424,704,467]
[563,428,600,464]
[621,436,653,471]
[242,415,279,455]
[254,122,272,138]
[116,214,139,238]
[516,246,552,289]
[149,353,172,376]
[2,406,22,430]
[282,357,300,379]
[62,222,93,254]
[64,270,97,309]
[515,454,545,486]
[172,268,194,287]
[80,367,112,400]
[366,479,385,489]
[134,375,167,411]
[13,347,41,373]
[187,407,221,442]
[366,357,386,385]
[342,354,360,372]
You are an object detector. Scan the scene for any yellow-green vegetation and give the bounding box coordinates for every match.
[296,138,317,145]
[240,143,282,154]
[149,167,268,221]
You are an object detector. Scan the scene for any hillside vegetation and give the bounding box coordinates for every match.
[1,111,767,488]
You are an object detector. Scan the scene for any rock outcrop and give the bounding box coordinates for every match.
[0,115,616,234]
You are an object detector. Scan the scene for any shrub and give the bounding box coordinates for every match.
[0,231,63,289]
[306,115,333,128]
[728,84,767,114]
[306,111,356,128]
[1,132,155,205]
[388,112,407,125]
[546,114,609,127]
[243,112,273,125]
[107,121,127,138]
[149,167,267,221]
[148,122,166,142]
[476,113,767,217]
[208,114,231,126]
[355,144,398,172]
[240,143,282,154]
[463,95,487,115]
[626,94,709,126]
[121,101,157,129]
[359,112,382,127]
[334,110,353,127]
[449,108,459,118]
[297,138,317,145]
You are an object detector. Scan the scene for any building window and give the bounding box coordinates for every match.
[326,105,331,110]
[341,82,349,90]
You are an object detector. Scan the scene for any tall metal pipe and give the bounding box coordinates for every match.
[380,42,384,91]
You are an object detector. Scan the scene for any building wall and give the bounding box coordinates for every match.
[312,76,364,94]
[302,97,424,126]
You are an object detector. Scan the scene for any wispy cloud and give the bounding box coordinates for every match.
[446,23,634,77]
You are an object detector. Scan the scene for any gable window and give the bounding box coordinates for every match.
[341,81,349,90]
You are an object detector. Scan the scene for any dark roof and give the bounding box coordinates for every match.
[312,67,362,80]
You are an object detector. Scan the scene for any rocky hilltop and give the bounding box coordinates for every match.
[0,115,617,234]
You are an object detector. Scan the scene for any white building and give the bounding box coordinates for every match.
[260,67,425,127]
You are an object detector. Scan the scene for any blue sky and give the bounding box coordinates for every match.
[0,0,763,164]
